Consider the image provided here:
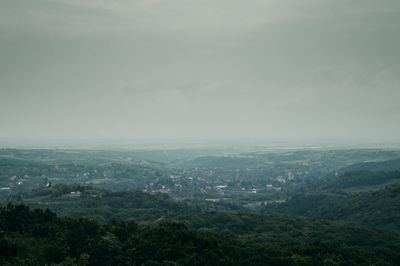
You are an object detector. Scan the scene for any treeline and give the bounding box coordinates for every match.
[291,170,400,195]
[338,158,400,174]
[19,184,243,223]
[7,185,400,259]
[16,184,400,239]
[265,182,400,232]
[326,171,400,191]
[1,204,400,265]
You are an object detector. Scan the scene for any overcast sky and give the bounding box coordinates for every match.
[1,0,399,142]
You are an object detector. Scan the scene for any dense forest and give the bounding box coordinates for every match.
[264,181,400,232]
[1,204,400,265]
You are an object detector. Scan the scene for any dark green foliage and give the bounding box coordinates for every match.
[15,184,400,246]
[1,204,400,265]
[265,182,400,232]
[19,184,243,223]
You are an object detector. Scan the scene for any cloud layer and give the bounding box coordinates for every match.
[1,0,399,141]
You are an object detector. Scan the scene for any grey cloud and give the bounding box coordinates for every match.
[0,0,399,141]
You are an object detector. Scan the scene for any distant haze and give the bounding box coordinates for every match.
[1,0,400,142]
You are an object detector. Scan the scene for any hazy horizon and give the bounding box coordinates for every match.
[1,0,399,141]
[1,137,400,150]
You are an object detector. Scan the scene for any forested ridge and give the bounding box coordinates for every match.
[1,204,400,265]
[265,180,400,232]
[15,184,243,223]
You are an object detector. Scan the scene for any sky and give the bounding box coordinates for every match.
[1,0,400,143]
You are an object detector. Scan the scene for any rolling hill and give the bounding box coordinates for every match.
[264,181,400,232]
